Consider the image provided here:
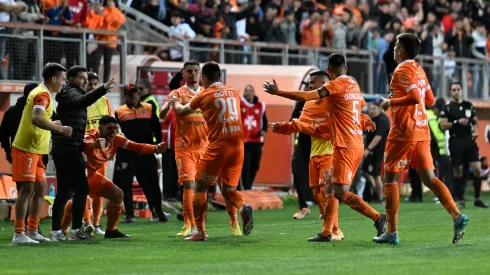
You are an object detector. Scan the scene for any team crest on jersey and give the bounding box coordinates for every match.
[465,109,471,118]
[254,109,260,114]
[242,108,246,113]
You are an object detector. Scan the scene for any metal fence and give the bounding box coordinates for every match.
[0,22,127,86]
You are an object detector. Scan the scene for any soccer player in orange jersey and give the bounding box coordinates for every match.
[74,115,166,238]
[374,33,468,245]
[172,61,254,241]
[160,61,211,237]
[271,71,343,241]
[264,54,387,242]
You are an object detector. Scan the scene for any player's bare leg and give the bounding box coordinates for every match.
[373,172,400,245]
[91,195,106,234]
[220,183,253,236]
[177,180,196,237]
[417,169,468,244]
[185,181,209,241]
[26,180,50,242]
[468,161,488,208]
[12,182,39,244]
[309,182,383,242]
[98,183,130,239]
[219,182,241,236]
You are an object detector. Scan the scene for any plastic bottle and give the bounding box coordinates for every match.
[49,184,55,197]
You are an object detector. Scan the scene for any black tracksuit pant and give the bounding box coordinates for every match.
[240,142,264,190]
[113,152,163,218]
[52,152,89,231]
[292,143,313,209]
[162,149,179,201]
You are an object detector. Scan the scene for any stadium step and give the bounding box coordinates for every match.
[212,190,283,210]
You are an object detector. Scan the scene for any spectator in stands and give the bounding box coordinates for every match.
[375,30,393,95]
[169,11,196,61]
[444,46,457,81]
[258,4,284,64]
[240,84,267,191]
[215,0,260,63]
[92,0,125,83]
[470,22,489,98]
[0,0,27,79]
[63,0,88,69]
[320,10,334,48]
[9,0,47,80]
[377,1,393,30]
[41,0,73,64]
[281,9,297,64]
[187,0,215,37]
[432,0,450,21]
[445,16,473,58]
[300,9,321,63]
[330,8,348,49]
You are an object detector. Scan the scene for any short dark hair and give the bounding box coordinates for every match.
[434,98,446,110]
[309,71,328,77]
[202,61,221,83]
[183,60,200,68]
[99,115,118,125]
[23,82,38,98]
[103,0,119,8]
[397,33,421,59]
[88,72,99,81]
[42,63,66,80]
[124,84,137,95]
[327,53,346,69]
[450,82,462,89]
[67,65,88,79]
[137,79,152,90]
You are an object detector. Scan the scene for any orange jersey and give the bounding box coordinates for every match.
[189,83,245,145]
[166,85,208,152]
[83,129,156,176]
[300,98,331,128]
[321,75,365,149]
[388,60,432,141]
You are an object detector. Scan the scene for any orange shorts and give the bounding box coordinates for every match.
[331,147,363,185]
[175,150,203,184]
[309,154,333,187]
[12,148,46,183]
[384,140,434,173]
[196,142,244,187]
[88,172,115,197]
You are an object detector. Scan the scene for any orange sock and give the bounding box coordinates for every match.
[333,204,340,232]
[27,216,40,232]
[92,196,104,226]
[427,177,460,220]
[321,195,339,236]
[225,199,238,226]
[385,183,400,233]
[193,192,208,233]
[224,190,244,210]
[14,219,25,234]
[106,202,122,231]
[312,186,327,217]
[342,191,380,222]
[83,197,92,225]
[183,188,195,227]
[61,200,73,233]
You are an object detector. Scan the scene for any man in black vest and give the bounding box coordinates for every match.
[50,66,114,241]
[440,82,488,209]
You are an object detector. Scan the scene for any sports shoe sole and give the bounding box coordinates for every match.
[241,205,254,236]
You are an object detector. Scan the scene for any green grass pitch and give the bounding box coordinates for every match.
[0,197,489,275]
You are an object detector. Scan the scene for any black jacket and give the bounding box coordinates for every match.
[51,84,107,155]
[0,97,27,158]
[0,96,50,164]
[290,101,311,149]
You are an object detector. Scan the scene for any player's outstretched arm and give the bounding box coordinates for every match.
[159,102,172,119]
[291,119,331,139]
[271,121,296,135]
[263,79,321,101]
[360,113,376,132]
[125,140,167,154]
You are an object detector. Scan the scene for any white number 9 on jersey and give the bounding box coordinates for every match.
[214,97,239,123]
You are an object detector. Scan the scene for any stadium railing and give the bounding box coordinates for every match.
[0,21,127,87]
